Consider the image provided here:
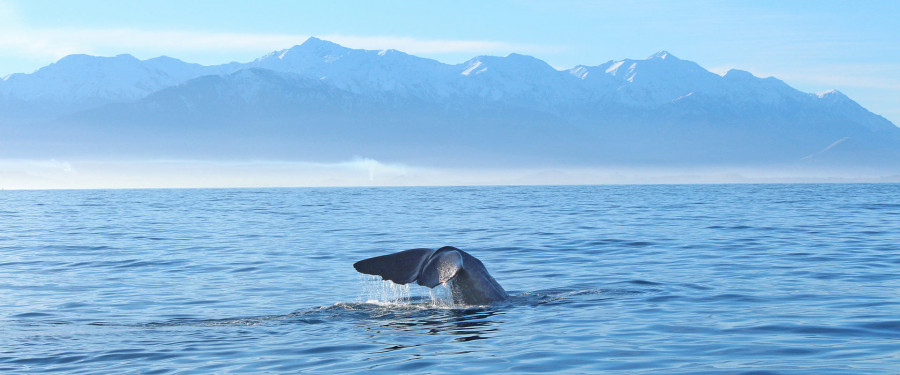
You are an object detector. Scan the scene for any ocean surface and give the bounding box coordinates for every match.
[1,184,898,374]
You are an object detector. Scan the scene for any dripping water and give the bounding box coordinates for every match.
[358,275,458,308]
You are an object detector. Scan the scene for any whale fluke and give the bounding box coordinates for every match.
[354,246,508,305]
[353,248,435,284]
[417,249,463,288]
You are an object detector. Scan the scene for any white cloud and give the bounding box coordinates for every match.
[319,34,558,56]
[0,28,306,61]
[0,0,22,27]
[0,23,556,66]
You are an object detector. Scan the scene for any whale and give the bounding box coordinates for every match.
[353,246,508,305]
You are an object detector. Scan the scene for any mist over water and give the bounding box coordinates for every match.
[2,158,899,189]
[1,184,898,373]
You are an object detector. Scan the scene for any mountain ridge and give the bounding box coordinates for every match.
[1,37,898,171]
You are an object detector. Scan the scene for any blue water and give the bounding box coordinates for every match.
[1,184,899,373]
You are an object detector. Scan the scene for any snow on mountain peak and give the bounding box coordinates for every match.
[0,52,222,106]
[605,60,626,74]
[569,66,590,80]
[376,49,409,58]
[816,89,844,98]
[461,53,557,76]
[273,37,350,61]
[4,38,892,138]
[649,50,676,60]
[461,60,485,76]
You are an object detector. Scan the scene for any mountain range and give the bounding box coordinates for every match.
[2,37,898,171]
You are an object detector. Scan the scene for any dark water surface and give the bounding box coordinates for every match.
[1,184,898,373]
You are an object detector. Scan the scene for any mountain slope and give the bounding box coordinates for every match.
[0,53,239,123]
[2,38,898,170]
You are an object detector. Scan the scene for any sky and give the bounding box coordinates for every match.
[1,0,899,126]
[2,0,900,188]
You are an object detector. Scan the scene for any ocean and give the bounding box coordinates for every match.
[1,184,898,373]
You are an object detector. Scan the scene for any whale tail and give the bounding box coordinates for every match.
[353,247,463,287]
[416,249,463,287]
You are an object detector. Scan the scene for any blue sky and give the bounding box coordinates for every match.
[1,0,899,125]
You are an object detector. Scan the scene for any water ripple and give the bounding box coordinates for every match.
[1,184,898,373]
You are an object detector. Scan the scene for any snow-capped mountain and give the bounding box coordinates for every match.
[2,37,898,170]
[569,51,723,107]
[0,54,241,122]
[247,37,456,97]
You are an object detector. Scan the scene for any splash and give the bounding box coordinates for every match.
[359,276,414,305]
[358,275,459,309]
[428,283,455,308]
